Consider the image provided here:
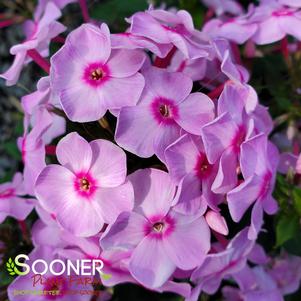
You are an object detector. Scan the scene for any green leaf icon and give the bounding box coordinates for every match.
[6,258,16,276]
[5,257,23,276]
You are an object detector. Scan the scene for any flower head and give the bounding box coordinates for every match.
[51,23,145,122]
[35,132,134,237]
[100,169,210,288]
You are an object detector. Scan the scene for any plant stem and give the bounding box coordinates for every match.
[27,49,50,74]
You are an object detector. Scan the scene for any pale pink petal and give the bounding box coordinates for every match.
[163,212,210,270]
[248,201,263,240]
[66,23,111,63]
[201,113,238,163]
[153,124,181,162]
[144,67,193,103]
[106,49,145,77]
[227,175,262,222]
[89,139,127,187]
[176,93,215,135]
[115,105,159,158]
[205,210,229,235]
[92,181,134,224]
[212,147,238,194]
[100,211,147,250]
[129,236,176,288]
[101,73,145,109]
[165,134,200,183]
[128,169,176,218]
[56,132,92,173]
[252,17,285,45]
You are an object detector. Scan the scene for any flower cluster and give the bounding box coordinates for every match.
[1,0,301,300]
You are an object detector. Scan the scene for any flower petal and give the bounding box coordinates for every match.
[106,49,145,77]
[93,181,134,224]
[100,211,147,250]
[129,236,176,288]
[115,105,159,158]
[163,212,210,270]
[176,92,215,135]
[56,132,92,173]
[128,168,176,218]
[89,139,127,187]
[101,73,145,109]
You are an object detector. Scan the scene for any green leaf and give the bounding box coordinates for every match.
[91,0,148,31]
[284,236,301,256]
[293,188,301,216]
[3,142,21,160]
[276,214,300,247]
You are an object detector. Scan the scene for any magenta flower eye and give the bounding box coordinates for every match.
[150,96,179,125]
[195,154,212,179]
[83,62,109,87]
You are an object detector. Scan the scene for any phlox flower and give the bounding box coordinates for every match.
[165,134,221,213]
[100,169,210,289]
[251,1,301,44]
[18,106,54,195]
[115,67,215,162]
[0,173,34,223]
[189,228,254,300]
[203,7,257,44]
[22,76,66,145]
[227,133,279,239]
[128,8,213,59]
[268,254,301,295]
[35,132,134,237]
[50,23,145,122]
[0,2,65,86]
[201,82,256,194]
[222,266,284,301]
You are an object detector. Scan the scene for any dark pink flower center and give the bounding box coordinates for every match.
[83,62,110,88]
[74,172,97,198]
[194,153,212,179]
[0,188,15,199]
[144,215,175,238]
[151,97,179,125]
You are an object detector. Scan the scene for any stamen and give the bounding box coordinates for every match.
[159,104,170,117]
[153,222,164,232]
[91,68,103,80]
[80,178,90,191]
[201,164,209,172]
